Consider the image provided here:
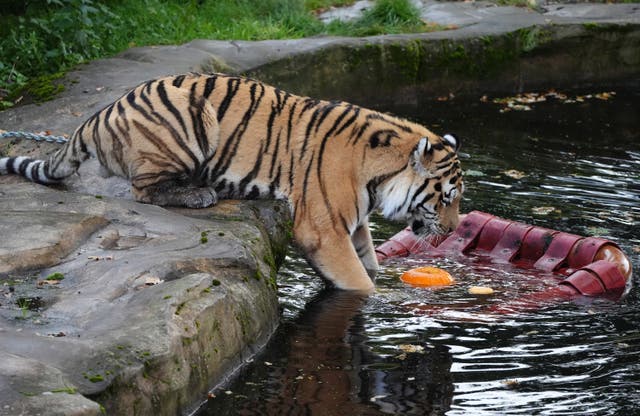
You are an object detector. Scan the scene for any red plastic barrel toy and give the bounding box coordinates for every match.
[376,211,632,302]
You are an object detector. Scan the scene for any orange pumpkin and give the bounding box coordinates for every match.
[401,267,454,287]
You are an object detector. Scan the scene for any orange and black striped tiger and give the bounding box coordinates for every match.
[0,73,464,292]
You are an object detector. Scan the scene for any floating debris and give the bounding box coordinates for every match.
[397,344,425,354]
[485,90,616,112]
[468,286,494,295]
[531,206,558,216]
[502,169,526,179]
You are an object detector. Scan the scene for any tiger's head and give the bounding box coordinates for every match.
[378,133,464,236]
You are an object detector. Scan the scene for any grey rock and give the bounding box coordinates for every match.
[0,179,290,415]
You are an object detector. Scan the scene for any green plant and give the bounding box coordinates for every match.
[45,272,65,281]
[0,0,440,109]
[327,0,428,36]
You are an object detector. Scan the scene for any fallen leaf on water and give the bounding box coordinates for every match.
[502,379,520,389]
[464,169,485,177]
[502,169,526,179]
[507,103,532,111]
[398,344,425,354]
[531,206,557,215]
[595,91,615,100]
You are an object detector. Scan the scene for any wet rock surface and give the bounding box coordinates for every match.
[0,179,290,415]
[0,2,638,415]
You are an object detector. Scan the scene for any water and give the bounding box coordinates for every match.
[197,90,640,415]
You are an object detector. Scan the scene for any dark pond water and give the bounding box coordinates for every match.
[197,90,640,415]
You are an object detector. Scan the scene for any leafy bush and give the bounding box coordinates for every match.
[0,0,433,109]
[328,0,426,36]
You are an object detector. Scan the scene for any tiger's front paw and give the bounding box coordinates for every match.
[183,187,218,208]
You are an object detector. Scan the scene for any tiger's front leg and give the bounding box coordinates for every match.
[294,217,375,293]
[351,219,378,279]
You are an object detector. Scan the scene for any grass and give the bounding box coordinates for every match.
[0,0,434,109]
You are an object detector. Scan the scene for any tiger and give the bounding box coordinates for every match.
[0,73,464,293]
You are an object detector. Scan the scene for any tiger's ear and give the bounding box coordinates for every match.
[410,137,435,176]
[443,133,461,152]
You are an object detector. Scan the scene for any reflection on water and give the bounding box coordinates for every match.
[198,91,640,415]
[201,289,454,415]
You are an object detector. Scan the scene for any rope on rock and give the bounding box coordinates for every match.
[0,131,68,144]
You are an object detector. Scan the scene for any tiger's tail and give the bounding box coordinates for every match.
[0,131,90,184]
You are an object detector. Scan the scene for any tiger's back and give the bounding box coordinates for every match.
[0,73,464,292]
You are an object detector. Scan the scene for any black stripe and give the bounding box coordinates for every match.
[313,101,340,133]
[133,121,191,171]
[366,112,413,133]
[102,101,125,171]
[17,158,31,175]
[189,82,210,156]
[314,105,355,220]
[211,81,266,177]
[29,161,41,181]
[247,185,260,199]
[288,152,295,193]
[142,82,201,168]
[5,157,17,174]
[409,180,430,205]
[214,178,227,193]
[285,101,297,152]
[172,74,187,88]
[300,150,315,208]
[369,129,399,149]
[238,142,265,195]
[268,129,282,179]
[335,106,360,136]
[349,121,370,145]
[217,78,241,122]
[417,192,436,209]
[156,80,189,140]
[269,164,282,197]
[300,106,321,160]
[366,167,405,212]
[203,75,217,98]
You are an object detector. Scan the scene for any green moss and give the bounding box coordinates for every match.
[45,272,65,281]
[253,269,263,281]
[175,302,186,315]
[517,26,552,53]
[211,279,221,286]
[10,72,65,104]
[200,231,209,244]
[88,374,104,383]
[51,386,77,394]
[235,309,251,337]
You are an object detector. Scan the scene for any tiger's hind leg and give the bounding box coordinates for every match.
[132,178,218,208]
